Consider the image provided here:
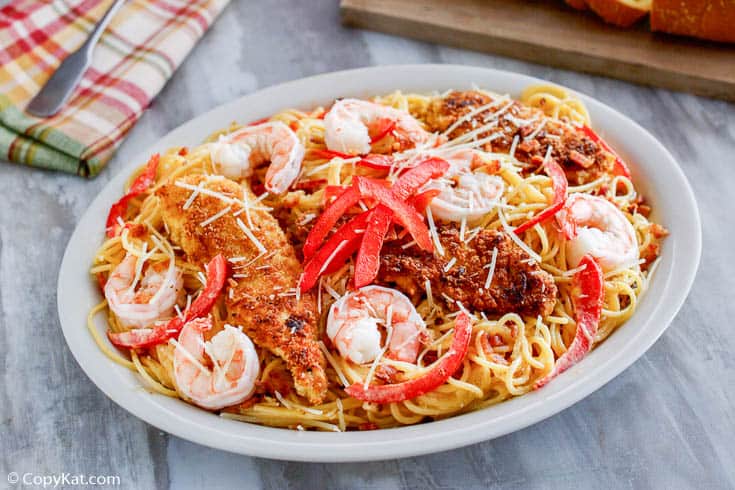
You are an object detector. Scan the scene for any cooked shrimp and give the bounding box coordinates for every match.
[327,285,427,364]
[173,317,260,410]
[324,98,431,155]
[423,149,505,223]
[210,121,305,194]
[104,253,183,329]
[556,193,638,272]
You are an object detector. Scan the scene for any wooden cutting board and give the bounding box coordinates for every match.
[340,0,735,101]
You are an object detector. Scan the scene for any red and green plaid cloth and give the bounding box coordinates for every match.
[0,0,229,177]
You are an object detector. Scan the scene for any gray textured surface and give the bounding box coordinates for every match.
[1,1,734,489]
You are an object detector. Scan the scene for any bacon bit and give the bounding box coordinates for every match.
[375,365,399,384]
[518,138,542,155]
[475,160,501,175]
[569,150,595,169]
[178,147,188,156]
[293,179,327,192]
[640,243,661,268]
[650,223,669,239]
[358,422,379,431]
[125,223,147,238]
[480,334,506,358]
[422,351,438,366]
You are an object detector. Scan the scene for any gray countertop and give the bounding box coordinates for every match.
[1,1,734,489]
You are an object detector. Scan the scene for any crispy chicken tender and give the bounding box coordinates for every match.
[424,90,615,185]
[376,227,557,318]
[156,174,327,404]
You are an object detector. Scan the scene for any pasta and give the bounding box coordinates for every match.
[88,84,666,431]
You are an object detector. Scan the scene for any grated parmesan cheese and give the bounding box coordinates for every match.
[425,207,444,257]
[499,207,542,263]
[483,247,499,290]
[443,257,457,273]
[199,205,232,227]
[318,341,349,387]
[424,279,434,309]
[236,218,267,254]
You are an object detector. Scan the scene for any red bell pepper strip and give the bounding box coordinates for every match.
[534,255,604,389]
[311,148,350,160]
[322,235,363,276]
[303,185,362,259]
[305,157,448,258]
[300,213,372,291]
[105,154,160,237]
[302,157,449,287]
[513,157,568,235]
[323,185,349,203]
[311,148,397,171]
[353,205,393,288]
[579,125,631,179]
[355,177,433,252]
[370,118,396,143]
[355,154,396,171]
[346,312,473,403]
[408,189,442,214]
[390,157,449,199]
[108,254,228,349]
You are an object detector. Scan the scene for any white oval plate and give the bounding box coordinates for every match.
[58,65,701,462]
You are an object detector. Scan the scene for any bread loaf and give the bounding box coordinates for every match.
[585,0,652,27]
[565,0,589,10]
[651,0,735,43]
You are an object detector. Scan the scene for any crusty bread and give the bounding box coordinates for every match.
[565,0,589,10]
[585,0,652,27]
[651,0,735,43]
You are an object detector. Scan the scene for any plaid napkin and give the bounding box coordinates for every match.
[0,0,229,177]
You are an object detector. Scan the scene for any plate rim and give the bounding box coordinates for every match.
[57,64,702,462]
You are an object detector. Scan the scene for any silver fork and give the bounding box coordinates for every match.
[26,0,126,118]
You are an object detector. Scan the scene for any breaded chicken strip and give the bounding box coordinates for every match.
[424,91,615,185]
[376,227,557,318]
[156,174,327,404]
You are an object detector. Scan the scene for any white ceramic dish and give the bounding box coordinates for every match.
[57,65,701,462]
